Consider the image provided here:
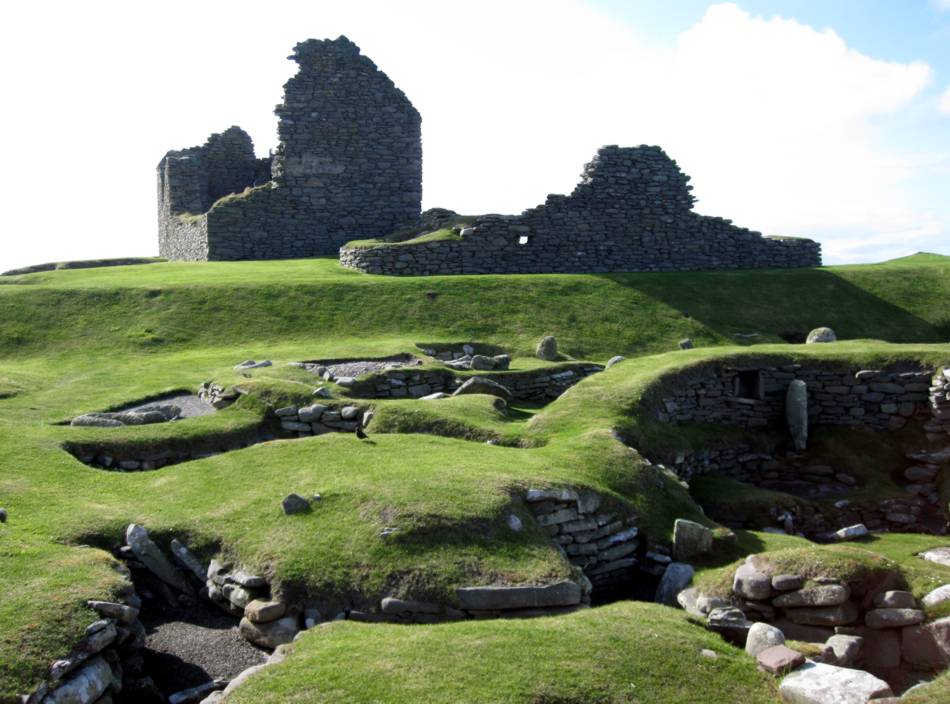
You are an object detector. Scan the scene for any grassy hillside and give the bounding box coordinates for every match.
[0,254,947,360]
[0,254,949,702]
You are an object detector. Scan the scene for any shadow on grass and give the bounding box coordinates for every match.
[597,268,944,345]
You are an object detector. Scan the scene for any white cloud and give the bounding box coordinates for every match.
[0,0,944,270]
[936,0,950,11]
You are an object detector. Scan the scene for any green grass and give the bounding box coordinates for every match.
[345,227,462,249]
[229,602,780,704]
[1,254,949,701]
[0,253,947,361]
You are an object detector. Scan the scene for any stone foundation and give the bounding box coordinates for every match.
[350,363,603,402]
[21,570,147,704]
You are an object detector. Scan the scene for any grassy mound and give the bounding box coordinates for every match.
[345,227,463,249]
[693,537,950,619]
[229,602,779,704]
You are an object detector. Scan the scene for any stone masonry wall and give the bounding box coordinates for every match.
[645,362,949,536]
[656,364,934,430]
[157,127,269,260]
[340,145,821,275]
[158,37,422,261]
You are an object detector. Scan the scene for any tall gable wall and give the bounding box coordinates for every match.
[157,37,422,261]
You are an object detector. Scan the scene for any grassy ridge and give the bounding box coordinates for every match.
[0,254,947,360]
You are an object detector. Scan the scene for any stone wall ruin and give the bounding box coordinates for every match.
[340,145,822,275]
[158,37,422,261]
[643,361,950,536]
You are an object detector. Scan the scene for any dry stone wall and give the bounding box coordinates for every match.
[647,362,950,536]
[655,364,934,430]
[340,145,821,275]
[21,565,148,703]
[158,37,422,261]
[524,488,644,593]
[926,368,950,440]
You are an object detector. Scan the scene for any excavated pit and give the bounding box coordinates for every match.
[296,353,422,379]
[125,550,266,701]
[117,393,217,419]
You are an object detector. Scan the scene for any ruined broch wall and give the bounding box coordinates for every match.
[158,37,422,261]
[340,145,821,275]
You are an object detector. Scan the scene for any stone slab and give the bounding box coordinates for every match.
[779,662,892,703]
[457,581,581,611]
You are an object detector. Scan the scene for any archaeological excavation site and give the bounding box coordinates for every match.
[2,33,949,704]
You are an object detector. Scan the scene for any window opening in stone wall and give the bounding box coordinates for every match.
[518,235,530,245]
[734,369,764,400]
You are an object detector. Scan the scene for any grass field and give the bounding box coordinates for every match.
[1,253,949,702]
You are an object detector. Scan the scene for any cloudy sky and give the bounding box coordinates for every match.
[1,0,948,272]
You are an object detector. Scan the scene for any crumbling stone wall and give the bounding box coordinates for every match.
[158,37,422,261]
[340,145,821,275]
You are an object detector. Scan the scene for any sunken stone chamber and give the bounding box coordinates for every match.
[158,36,422,261]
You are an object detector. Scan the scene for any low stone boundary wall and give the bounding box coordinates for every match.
[340,239,463,275]
[63,426,272,471]
[274,403,368,436]
[63,402,374,471]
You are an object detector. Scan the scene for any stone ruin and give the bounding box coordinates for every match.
[341,145,822,275]
[158,37,822,273]
[157,37,422,261]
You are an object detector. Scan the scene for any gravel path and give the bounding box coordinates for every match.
[142,602,266,696]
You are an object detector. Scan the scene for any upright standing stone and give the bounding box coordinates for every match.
[786,379,808,451]
[125,523,194,595]
[656,562,694,606]
[746,622,786,657]
[536,336,558,361]
[672,519,713,561]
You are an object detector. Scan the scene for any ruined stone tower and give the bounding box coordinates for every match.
[157,37,422,261]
